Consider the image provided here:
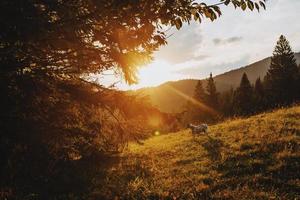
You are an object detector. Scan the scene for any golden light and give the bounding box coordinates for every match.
[148,115,162,127]
[154,131,160,136]
[166,84,219,115]
[134,59,178,88]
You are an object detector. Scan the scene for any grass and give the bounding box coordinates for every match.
[91,106,300,200]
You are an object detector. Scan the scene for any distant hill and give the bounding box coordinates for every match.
[132,53,300,113]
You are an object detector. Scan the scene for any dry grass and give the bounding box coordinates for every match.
[91,106,300,200]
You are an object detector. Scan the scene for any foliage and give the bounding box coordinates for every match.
[0,0,265,83]
[0,73,178,198]
[264,35,299,106]
[183,74,220,124]
[188,80,208,122]
[0,0,266,198]
[206,73,219,109]
[254,77,265,112]
[233,73,254,116]
[194,80,206,102]
[216,36,300,119]
[219,87,234,117]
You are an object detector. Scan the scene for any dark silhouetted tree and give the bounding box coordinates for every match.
[206,73,219,109]
[254,77,265,112]
[234,73,254,116]
[264,35,299,106]
[194,80,206,102]
[297,64,300,100]
[192,80,208,122]
[220,87,234,117]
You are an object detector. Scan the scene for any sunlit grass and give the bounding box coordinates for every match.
[94,105,300,199]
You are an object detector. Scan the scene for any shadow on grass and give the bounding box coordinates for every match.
[201,136,224,161]
[89,154,154,200]
[205,139,300,199]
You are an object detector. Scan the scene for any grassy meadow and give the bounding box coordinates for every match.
[92,105,300,200]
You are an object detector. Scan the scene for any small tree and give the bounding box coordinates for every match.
[219,87,234,117]
[297,64,300,100]
[194,80,206,102]
[234,73,254,116]
[254,77,265,112]
[206,73,219,109]
[184,80,208,123]
[264,35,299,106]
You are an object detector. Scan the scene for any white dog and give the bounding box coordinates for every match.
[187,123,208,135]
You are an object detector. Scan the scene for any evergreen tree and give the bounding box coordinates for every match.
[234,73,254,116]
[206,73,219,109]
[186,80,208,123]
[194,80,206,102]
[219,87,234,117]
[264,35,299,106]
[297,64,300,100]
[254,77,265,112]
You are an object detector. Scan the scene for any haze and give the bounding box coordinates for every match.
[99,0,300,90]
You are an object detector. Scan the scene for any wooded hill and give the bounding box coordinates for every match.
[132,53,300,113]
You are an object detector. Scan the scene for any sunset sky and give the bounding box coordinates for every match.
[100,0,300,90]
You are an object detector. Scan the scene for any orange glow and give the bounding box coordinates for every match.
[148,115,162,127]
[131,59,180,89]
[166,85,219,115]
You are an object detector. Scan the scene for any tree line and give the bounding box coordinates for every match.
[185,35,300,123]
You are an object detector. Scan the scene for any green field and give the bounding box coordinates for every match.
[93,106,300,200]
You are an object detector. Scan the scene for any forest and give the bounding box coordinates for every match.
[183,35,300,124]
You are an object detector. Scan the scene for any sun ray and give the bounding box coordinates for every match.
[166,85,219,115]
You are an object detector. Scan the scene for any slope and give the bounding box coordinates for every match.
[133,53,300,113]
[94,105,300,199]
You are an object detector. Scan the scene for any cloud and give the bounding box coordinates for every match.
[154,23,204,64]
[194,54,210,61]
[213,37,243,45]
[115,0,300,89]
[174,54,251,79]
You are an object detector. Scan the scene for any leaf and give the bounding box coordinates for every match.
[255,3,260,11]
[212,6,222,17]
[259,1,266,10]
[224,0,231,6]
[175,18,182,30]
[210,11,216,21]
[198,16,202,23]
[204,9,212,19]
[241,2,247,11]
[194,12,200,21]
[247,1,254,11]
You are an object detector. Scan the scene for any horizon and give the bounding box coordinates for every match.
[95,0,300,90]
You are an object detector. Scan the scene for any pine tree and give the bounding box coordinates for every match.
[206,73,219,109]
[219,87,234,117]
[264,35,299,106]
[297,64,300,100]
[186,80,208,123]
[194,80,206,102]
[254,77,265,112]
[234,73,254,116]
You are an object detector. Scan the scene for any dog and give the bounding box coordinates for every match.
[187,123,208,135]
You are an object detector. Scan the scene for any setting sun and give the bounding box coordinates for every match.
[130,59,178,89]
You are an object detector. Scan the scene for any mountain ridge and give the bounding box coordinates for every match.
[130,53,300,113]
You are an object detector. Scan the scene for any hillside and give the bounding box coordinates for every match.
[93,105,300,199]
[133,53,300,113]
